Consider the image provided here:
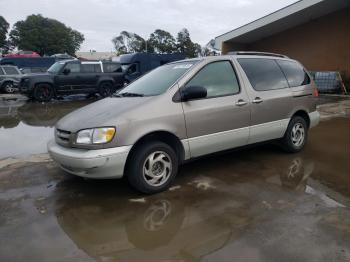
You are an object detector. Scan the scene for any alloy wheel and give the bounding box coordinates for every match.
[142,151,172,187]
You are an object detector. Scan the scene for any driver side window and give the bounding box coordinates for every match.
[186,61,240,98]
[128,63,138,74]
[64,63,80,73]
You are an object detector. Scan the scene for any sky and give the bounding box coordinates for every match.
[0,0,297,52]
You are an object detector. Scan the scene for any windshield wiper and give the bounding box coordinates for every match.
[114,92,144,97]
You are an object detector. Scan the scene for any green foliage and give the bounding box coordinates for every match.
[112,31,149,55]
[148,29,176,54]
[9,14,84,56]
[176,28,201,58]
[0,16,9,51]
[112,28,202,58]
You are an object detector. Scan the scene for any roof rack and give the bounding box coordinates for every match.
[228,51,288,58]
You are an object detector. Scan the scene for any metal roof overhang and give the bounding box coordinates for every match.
[214,0,350,49]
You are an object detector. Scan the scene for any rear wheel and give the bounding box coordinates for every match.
[280,116,308,153]
[127,141,178,194]
[33,83,54,102]
[99,82,114,97]
[2,82,16,93]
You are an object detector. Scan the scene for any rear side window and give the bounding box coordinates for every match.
[186,61,240,98]
[103,63,122,73]
[3,67,19,75]
[64,63,80,73]
[81,63,101,73]
[277,60,310,87]
[238,58,288,91]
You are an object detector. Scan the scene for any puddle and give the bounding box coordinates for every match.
[0,98,96,159]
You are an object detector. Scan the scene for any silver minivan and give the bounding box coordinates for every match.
[48,52,320,193]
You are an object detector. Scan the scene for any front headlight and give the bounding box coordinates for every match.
[76,127,115,144]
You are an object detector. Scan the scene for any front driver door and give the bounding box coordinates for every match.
[181,60,251,158]
[55,63,81,93]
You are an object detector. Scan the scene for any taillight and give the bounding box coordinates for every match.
[312,82,319,97]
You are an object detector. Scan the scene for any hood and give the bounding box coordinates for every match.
[56,96,153,132]
[21,72,50,78]
[0,75,21,81]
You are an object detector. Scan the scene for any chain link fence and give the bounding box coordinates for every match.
[310,71,347,94]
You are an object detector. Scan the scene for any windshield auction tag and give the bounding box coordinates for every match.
[173,64,193,69]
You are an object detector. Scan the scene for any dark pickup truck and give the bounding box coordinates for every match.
[19,60,125,102]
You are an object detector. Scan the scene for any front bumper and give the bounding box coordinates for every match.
[48,140,132,179]
[309,111,320,128]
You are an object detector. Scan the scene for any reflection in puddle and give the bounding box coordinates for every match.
[0,98,95,158]
[54,152,349,262]
[1,118,350,261]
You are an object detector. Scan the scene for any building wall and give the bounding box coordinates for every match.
[222,7,350,83]
[75,52,116,60]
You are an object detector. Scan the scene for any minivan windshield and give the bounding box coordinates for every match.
[47,61,65,73]
[117,61,198,96]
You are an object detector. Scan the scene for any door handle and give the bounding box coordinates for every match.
[252,97,263,104]
[236,99,248,106]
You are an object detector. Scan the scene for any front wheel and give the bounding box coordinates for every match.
[33,83,54,102]
[2,82,16,93]
[280,116,308,153]
[127,141,178,194]
[99,82,114,97]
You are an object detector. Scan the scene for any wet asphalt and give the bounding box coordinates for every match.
[0,95,350,262]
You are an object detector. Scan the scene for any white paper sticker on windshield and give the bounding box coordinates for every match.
[173,64,193,69]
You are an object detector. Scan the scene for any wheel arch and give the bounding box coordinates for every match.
[291,110,310,128]
[125,130,186,172]
[98,77,115,86]
[1,80,14,87]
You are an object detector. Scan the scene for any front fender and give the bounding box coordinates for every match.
[97,77,115,86]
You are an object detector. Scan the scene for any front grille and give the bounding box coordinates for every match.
[56,128,72,146]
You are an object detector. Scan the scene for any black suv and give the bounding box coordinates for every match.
[19,60,125,102]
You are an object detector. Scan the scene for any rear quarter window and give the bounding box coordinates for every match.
[276,60,310,87]
[103,63,122,73]
[81,63,101,73]
[238,58,288,91]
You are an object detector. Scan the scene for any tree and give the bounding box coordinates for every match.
[0,16,9,52]
[9,14,84,56]
[112,31,148,55]
[148,29,176,54]
[176,28,201,58]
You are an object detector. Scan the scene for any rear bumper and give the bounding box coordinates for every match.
[309,111,320,128]
[48,140,132,179]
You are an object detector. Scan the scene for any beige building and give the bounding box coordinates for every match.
[75,51,117,61]
[215,0,350,85]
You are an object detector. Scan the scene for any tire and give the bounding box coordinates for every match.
[33,83,54,102]
[2,82,16,93]
[99,82,114,97]
[127,141,178,194]
[280,116,308,153]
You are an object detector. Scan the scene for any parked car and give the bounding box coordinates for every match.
[0,65,22,93]
[51,53,75,60]
[19,60,125,101]
[48,52,320,194]
[0,57,56,73]
[119,52,186,84]
[4,50,40,58]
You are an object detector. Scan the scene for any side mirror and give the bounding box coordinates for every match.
[181,86,207,101]
[62,68,71,75]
